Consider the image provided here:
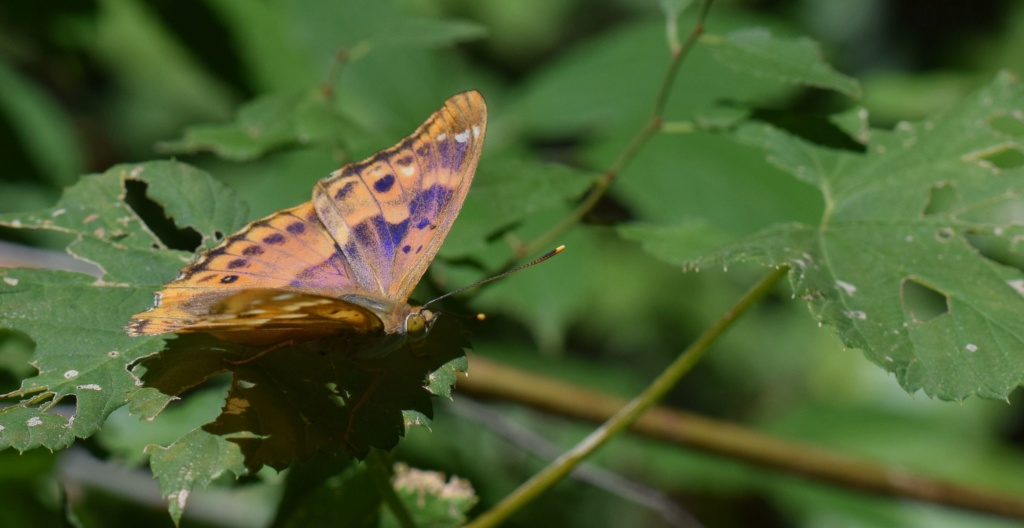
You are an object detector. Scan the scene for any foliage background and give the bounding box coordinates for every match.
[1,0,1024,527]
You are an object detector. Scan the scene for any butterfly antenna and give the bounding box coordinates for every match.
[423,245,565,309]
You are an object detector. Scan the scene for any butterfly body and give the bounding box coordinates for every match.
[127,91,486,351]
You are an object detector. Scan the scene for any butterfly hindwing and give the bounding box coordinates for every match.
[313,90,487,302]
[126,202,360,336]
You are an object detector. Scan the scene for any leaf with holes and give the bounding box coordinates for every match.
[0,159,472,520]
[682,72,1024,400]
[0,162,248,451]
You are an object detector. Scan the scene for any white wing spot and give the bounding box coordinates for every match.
[455,130,470,143]
[271,293,297,301]
[78,384,102,391]
[965,343,978,353]
[472,125,481,137]
[27,417,43,427]
[836,280,857,296]
[3,277,18,286]
[64,370,79,379]
[436,133,447,141]
[401,165,416,176]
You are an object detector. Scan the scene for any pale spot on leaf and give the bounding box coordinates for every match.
[27,417,42,427]
[64,370,79,379]
[836,280,857,296]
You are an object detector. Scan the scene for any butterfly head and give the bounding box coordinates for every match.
[404,307,436,341]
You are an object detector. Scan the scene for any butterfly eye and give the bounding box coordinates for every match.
[405,312,428,338]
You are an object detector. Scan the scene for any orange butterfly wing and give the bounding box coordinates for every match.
[126,91,488,341]
[126,202,366,337]
[312,91,487,301]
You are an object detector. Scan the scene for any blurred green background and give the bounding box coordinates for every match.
[2,0,1024,527]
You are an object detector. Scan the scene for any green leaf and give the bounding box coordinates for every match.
[829,105,872,145]
[605,130,823,231]
[158,92,322,161]
[692,72,1024,400]
[207,0,485,95]
[0,162,247,451]
[145,428,247,525]
[382,463,477,528]
[441,156,594,257]
[703,28,861,97]
[514,17,798,137]
[618,221,734,266]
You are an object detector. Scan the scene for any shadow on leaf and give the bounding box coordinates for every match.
[136,317,469,472]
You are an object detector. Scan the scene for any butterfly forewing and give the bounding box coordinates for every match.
[313,91,487,302]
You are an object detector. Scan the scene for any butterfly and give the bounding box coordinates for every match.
[126,91,487,352]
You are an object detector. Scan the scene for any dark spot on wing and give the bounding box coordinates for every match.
[227,259,248,269]
[415,218,431,230]
[334,181,357,201]
[242,245,264,256]
[220,275,239,284]
[402,245,411,254]
[263,233,286,245]
[286,221,305,234]
[396,156,414,166]
[373,174,395,193]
